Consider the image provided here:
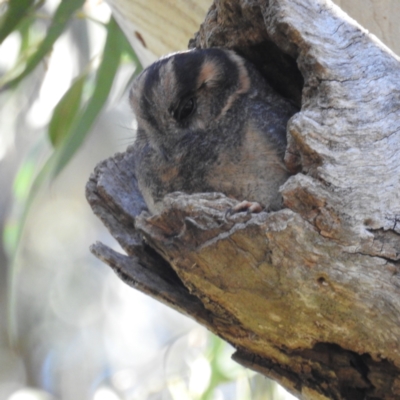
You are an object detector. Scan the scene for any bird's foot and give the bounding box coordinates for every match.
[226,200,263,217]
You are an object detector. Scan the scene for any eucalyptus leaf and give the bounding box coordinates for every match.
[6,16,138,255]
[5,9,142,345]
[0,0,35,44]
[1,0,85,90]
[50,17,126,178]
[48,72,87,148]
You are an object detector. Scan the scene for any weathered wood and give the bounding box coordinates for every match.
[335,0,400,57]
[105,0,400,66]
[87,0,400,398]
[105,0,212,66]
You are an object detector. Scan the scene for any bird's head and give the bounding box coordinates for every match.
[129,48,252,155]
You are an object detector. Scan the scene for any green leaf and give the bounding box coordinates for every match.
[17,12,36,55]
[6,15,142,346]
[0,0,36,44]
[1,0,85,90]
[50,16,125,178]
[5,16,135,257]
[48,72,87,148]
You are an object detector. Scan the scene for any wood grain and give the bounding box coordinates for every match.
[89,0,400,398]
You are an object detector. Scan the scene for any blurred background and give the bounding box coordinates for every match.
[0,1,298,399]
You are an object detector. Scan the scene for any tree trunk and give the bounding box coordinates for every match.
[86,0,400,398]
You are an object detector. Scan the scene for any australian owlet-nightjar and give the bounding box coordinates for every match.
[129,48,298,214]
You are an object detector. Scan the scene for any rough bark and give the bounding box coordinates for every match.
[87,0,400,399]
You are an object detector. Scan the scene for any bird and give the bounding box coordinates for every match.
[129,48,298,214]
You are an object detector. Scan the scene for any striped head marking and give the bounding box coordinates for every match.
[129,48,252,154]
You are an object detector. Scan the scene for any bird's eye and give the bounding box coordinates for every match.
[174,97,196,122]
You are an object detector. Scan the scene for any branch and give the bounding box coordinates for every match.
[87,0,400,398]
